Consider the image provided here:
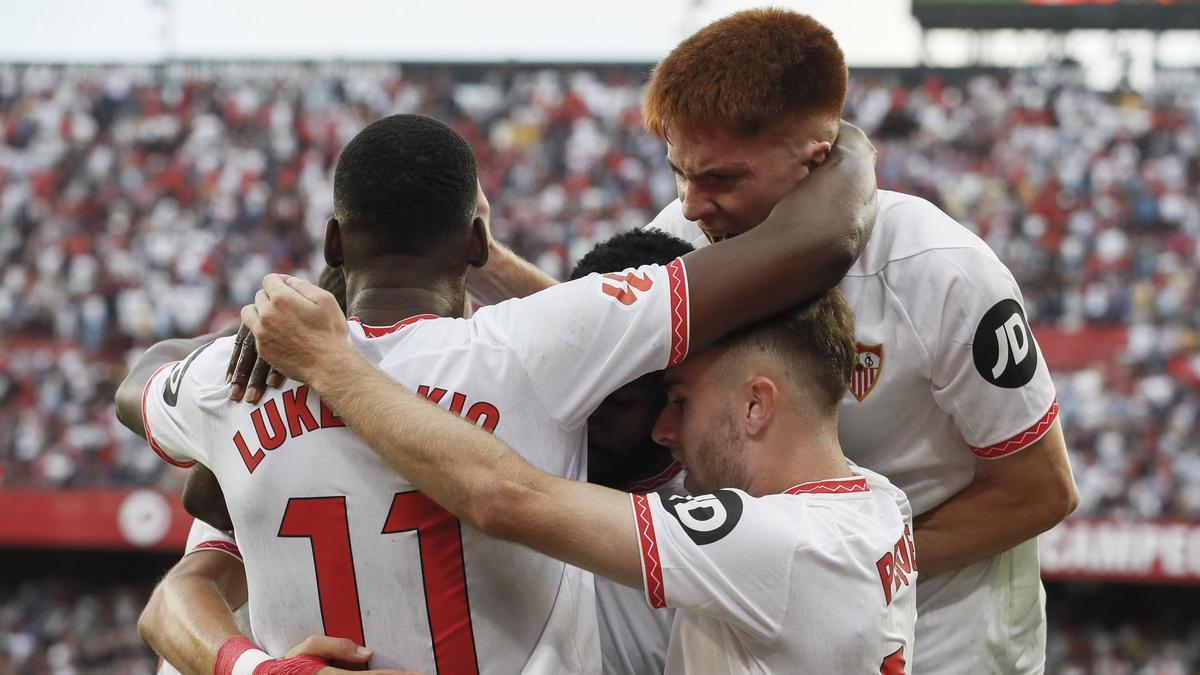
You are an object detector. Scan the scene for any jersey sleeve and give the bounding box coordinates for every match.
[470,259,691,429]
[643,200,709,249]
[182,518,242,561]
[140,337,236,468]
[630,489,798,640]
[924,247,1058,459]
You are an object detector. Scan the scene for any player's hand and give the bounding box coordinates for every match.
[285,635,422,675]
[830,120,877,167]
[225,322,286,403]
[240,274,351,385]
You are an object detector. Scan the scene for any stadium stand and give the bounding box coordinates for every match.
[0,62,1197,672]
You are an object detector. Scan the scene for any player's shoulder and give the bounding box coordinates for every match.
[170,335,238,390]
[852,190,1003,277]
[656,488,800,546]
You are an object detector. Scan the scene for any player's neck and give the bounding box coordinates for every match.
[744,419,852,496]
[344,268,466,325]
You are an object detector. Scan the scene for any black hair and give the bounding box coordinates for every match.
[569,229,694,280]
[333,114,478,257]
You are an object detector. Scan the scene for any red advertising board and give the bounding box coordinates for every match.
[0,489,191,552]
[1040,518,1200,585]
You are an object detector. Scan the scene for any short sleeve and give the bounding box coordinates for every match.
[141,338,235,468]
[630,489,797,640]
[470,259,691,429]
[925,248,1058,459]
[643,200,709,249]
[183,519,242,562]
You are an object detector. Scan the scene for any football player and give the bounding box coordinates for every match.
[118,113,875,672]
[468,9,1079,673]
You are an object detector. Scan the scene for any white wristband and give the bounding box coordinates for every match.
[231,648,273,675]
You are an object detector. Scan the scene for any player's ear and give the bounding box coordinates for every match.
[467,216,490,269]
[805,140,833,171]
[324,218,344,268]
[743,375,777,437]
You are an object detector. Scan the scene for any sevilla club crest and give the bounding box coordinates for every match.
[851,343,883,402]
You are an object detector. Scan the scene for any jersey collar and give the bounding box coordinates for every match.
[348,314,440,338]
[783,476,870,495]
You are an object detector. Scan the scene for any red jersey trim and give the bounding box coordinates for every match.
[141,361,196,469]
[631,494,667,609]
[784,476,870,495]
[971,399,1059,460]
[189,539,243,562]
[348,314,440,338]
[666,258,690,367]
[626,462,684,494]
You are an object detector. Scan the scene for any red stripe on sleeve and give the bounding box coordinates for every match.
[631,494,666,609]
[971,399,1059,459]
[141,362,196,468]
[666,258,690,367]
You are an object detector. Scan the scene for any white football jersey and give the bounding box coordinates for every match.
[649,191,1058,674]
[632,467,916,674]
[596,463,686,675]
[141,260,691,674]
[156,520,250,675]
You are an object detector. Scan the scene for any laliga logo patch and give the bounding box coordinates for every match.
[664,490,743,545]
[599,269,654,308]
[972,300,1038,388]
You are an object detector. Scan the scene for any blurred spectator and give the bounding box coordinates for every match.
[0,62,1197,519]
[0,578,151,674]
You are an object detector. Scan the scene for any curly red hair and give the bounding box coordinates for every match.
[643,8,847,140]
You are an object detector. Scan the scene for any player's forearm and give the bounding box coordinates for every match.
[913,427,1078,577]
[466,240,558,304]
[306,348,645,587]
[139,560,247,674]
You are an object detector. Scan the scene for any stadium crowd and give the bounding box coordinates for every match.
[0,61,1198,674]
[2,63,1197,519]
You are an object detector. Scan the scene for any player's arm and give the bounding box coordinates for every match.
[241,282,644,588]
[181,465,234,532]
[140,548,249,673]
[114,326,237,437]
[908,245,1078,578]
[913,422,1077,578]
[143,554,390,675]
[466,239,559,304]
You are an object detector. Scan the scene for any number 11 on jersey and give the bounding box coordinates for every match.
[279,492,480,674]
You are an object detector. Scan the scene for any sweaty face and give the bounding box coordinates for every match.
[587,372,669,490]
[665,126,809,242]
[652,350,750,494]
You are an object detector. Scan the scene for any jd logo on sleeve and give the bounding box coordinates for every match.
[972,300,1038,389]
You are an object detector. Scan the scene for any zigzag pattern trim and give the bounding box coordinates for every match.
[666,258,690,367]
[632,494,666,609]
[784,476,870,495]
[191,539,243,562]
[972,400,1060,459]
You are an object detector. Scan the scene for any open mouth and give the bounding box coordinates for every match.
[704,231,739,243]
